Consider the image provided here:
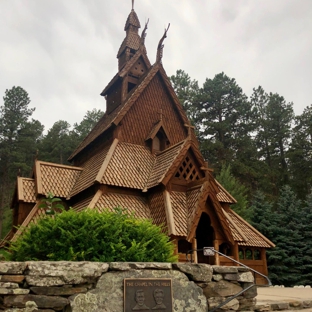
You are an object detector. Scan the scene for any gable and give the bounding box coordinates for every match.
[118,72,187,146]
[128,56,148,81]
[173,150,204,183]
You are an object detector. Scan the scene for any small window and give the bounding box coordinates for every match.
[245,249,253,260]
[153,136,160,151]
[128,82,136,92]
[239,248,244,259]
[178,239,192,254]
[219,243,232,256]
[254,249,261,260]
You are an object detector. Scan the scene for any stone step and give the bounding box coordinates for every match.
[255,300,312,311]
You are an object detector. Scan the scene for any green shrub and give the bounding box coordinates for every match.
[9,208,177,262]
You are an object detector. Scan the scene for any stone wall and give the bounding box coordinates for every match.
[0,261,256,312]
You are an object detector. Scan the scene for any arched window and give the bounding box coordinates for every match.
[245,249,253,260]
[254,249,261,260]
[239,248,244,259]
[219,243,232,256]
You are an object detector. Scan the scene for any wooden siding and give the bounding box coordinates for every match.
[120,73,187,146]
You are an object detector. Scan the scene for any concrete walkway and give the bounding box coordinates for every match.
[256,287,312,311]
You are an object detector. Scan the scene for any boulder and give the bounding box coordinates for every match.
[109,262,172,271]
[238,272,254,283]
[0,262,27,274]
[203,280,243,298]
[69,269,207,312]
[0,275,25,283]
[30,286,88,296]
[3,294,69,310]
[208,296,239,310]
[212,265,238,274]
[238,298,256,310]
[26,261,108,286]
[173,263,213,282]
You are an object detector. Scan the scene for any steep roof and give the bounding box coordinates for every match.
[17,177,36,203]
[224,209,275,248]
[34,161,82,198]
[69,62,189,161]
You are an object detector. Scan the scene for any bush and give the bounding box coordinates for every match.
[9,208,177,262]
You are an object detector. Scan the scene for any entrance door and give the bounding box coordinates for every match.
[196,213,215,264]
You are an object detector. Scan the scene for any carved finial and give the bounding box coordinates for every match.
[140,19,149,46]
[17,168,21,177]
[132,0,134,10]
[156,23,170,63]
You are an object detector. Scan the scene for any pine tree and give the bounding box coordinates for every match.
[39,120,74,164]
[216,164,251,221]
[169,69,200,126]
[267,186,303,286]
[298,193,312,285]
[250,191,274,239]
[0,86,43,236]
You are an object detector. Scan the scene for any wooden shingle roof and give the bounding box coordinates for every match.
[69,62,189,161]
[146,141,185,189]
[35,161,82,198]
[124,9,141,30]
[95,192,150,219]
[69,146,109,197]
[170,191,187,236]
[215,180,237,204]
[102,142,154,189]
[117,33,141,57]
[224,209,275,248]
[17,177,36,203]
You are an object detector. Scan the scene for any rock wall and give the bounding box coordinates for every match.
[0,261,256,312]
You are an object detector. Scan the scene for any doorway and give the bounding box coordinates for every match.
[196,212,215,264]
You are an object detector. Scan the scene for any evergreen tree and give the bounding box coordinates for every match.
[169,69,200,126]
[250,191,274,239]
[251,87,294,197]
[267,186,303,286]
[39,120,74,164]
[196,73,255,182]
[72,108,104,142]
[216,164,251,221]
[297,193,312,285]
[288,105,312,199]
[0,86,43,236]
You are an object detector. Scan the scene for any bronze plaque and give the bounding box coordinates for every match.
[124,278,173,312]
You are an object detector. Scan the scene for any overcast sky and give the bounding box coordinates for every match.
[1,0,311,131]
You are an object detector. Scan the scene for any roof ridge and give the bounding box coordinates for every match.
[155,139,186,156]
[36,160,82,171]
[215,179,237,203]
[95,139,119,183]
[229,209,275,247]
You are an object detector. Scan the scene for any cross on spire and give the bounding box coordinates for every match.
[158,108,165,121]
[184,123,195,137]
[132,0,134,10]
[200,161,214,179]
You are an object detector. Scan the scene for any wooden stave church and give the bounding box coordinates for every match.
[5,6,274,284]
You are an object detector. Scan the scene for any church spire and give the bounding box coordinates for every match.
[117,3,141,70]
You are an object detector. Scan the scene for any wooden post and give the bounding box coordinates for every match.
[261,248,268,275]
[233,242,239,266]
[214,239,220,265]
[192,237,198,264]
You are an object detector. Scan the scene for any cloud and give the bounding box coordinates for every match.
[0,0,311,131]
